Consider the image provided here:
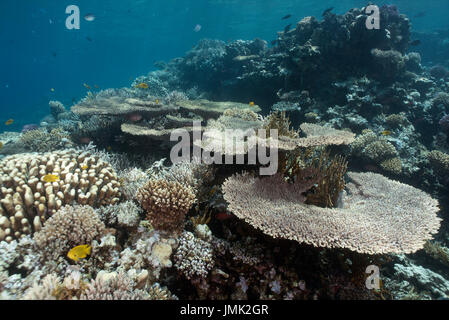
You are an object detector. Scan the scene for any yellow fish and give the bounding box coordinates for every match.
[249,101,255,107]
[43,174,60,183]
[381,130,391,136]
[81,165,88,170]
[135,83,149,89]
[67,244,92,262]
[83,83,91,89]
[107,146,112,151]
[0,142,3,150]
[5,119,13,126]
[155,99,159,104]
[94,84,99,89]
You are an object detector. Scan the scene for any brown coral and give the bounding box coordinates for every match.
[136,178,196,234]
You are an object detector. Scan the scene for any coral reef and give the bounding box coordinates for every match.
[222,171,441,254]
[0,150,120,242]
[33,205,106,260]
[136,178,196,234]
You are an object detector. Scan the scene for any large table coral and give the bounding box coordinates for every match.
[222,171,441,255]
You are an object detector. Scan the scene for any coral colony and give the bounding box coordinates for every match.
[1,4,449,301]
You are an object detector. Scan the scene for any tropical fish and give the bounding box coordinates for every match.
[414,11,426,18]
[94,84,99,89]
[135,83,149,89]
[86,36,93,42]
[50,88,55,92]
[42,174,60,183]
[194,24,202,32]
[249,101,255,107]
[380,130,391,136]
[282,14,292,20]
[5,119,13,126]
[233,55,259,62]
[155,99,160,104]
[84,14,95,22]
[83,83,91,89]
[322,7,334,16]
[67,244,92,262]
[0,142,3,150]
[215,211,233,221]
[410,40,421,46]
[81,165,88,170]
[284,24,292,33]
[107,146,112,151]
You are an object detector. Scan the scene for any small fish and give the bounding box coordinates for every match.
[209,188,217,196]
[83,83,91,89]
[107,146,112,151]
[81,165,88,170]
[215,211,233,221]
[410,40,421,46]
[86,36,93,42]
[5,119,13,126]
[42,174,60,183]
[0,142,3,150]
[135,83,149,89]
[282,14,292,20]
[284,24,292,33]
[380,130,391,136]
[50,88,55,92]
[249,101,255,107]
[67,244,92,262]
[155,99,159,104]
[94,84,99,89]
[49,18,53,24]
[194,24,202,32]
[414,12,426,18]
[322,7,334,16]
[84,14,96,22]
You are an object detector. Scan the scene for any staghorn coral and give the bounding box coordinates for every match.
[0,149,120,242]
[33,205,106,260]
[303,151,348,208]
[222,171,441,255]
[136,178,196,234]
[20,128,73,152]
[174,231,214,280]
[263,111,299,139]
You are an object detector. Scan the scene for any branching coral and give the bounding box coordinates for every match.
[20,128,73,152]
[136,178,196,234]
[174,231,214,280]
[222,171,441,254]
[33,205,106,260]
[0,150,120,242]
[263,111,299,138]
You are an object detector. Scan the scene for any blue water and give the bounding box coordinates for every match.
[1,0,449,132]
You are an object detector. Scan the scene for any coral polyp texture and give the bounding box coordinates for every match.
[222,171,441,255]
[136,178,196,234]
[0,150,120,242]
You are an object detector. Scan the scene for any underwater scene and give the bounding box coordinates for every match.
[1,0,449,303]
